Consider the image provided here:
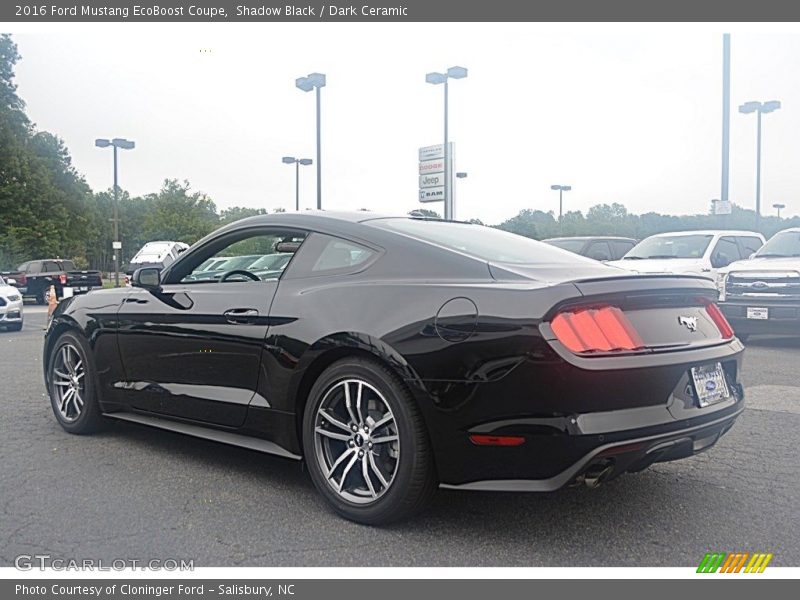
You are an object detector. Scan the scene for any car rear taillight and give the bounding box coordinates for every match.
[18,274,26,286]
[551,306,644,354]
[59,274,67,285]
[704,301,734,339]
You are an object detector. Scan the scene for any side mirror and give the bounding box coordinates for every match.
[132,267,161,291]
[5,278,17,287]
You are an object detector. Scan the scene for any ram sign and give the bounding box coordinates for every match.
[419,187,445,203]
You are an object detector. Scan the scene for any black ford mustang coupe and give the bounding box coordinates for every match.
[44,212,744,524]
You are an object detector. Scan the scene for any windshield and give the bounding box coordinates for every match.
[755,230,800,257]
[623,234,713,260]
[369,219,596,265]
[545,239,586,253]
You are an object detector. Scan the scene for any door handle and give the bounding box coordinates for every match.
[223,308,259,324]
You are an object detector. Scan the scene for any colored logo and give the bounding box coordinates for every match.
[697,552,773,573]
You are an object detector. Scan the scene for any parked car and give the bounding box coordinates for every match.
[0,275,24,331]
[124,241,189,286]
[607,230,764,278]
[1,259,103,304]
[44,212,745,525]
[718,227,800,339]
[543,236,637,261]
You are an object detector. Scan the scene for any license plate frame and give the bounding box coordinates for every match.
[747,306,769,320]
[691,362,731,408]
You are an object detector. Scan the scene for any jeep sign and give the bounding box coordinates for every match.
[420,173,444,188]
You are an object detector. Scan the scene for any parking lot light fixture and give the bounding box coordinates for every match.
[550,184,572,228]
[739,99,781,231]
[773,203,786,218]
[282,156,313,211]
[95,137,135,288]
[426,66,468,221]
[295,72,326,210]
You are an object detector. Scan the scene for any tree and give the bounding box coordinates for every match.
[496,209,557,239]
[142,179,218,244]
[219,206,268,225]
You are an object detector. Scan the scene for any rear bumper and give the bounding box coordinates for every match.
[720,300,800,334]
[440,402,742,491]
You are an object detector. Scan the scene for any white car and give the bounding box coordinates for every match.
[717,227,800,339]
[607,230,765,279]
[124,241,190,286]
[0,275,24,332]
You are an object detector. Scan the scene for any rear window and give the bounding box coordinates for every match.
[369,219,594,265]
[545,239,586,253]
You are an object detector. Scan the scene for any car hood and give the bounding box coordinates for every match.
[0,284,20,296]
[720,256,800,275]
[605,258,708,274]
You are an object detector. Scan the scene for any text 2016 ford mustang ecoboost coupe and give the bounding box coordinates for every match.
[44,212,745,524]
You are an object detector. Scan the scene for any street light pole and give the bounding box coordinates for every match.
[550,184,572,232]
[113,144,119,287]
[773,203,785,218]
[95,137,135,288]
[426,66,467,221]
[316,84,322,210]
[282,156,313,211]
[296,73,326,210]
[739,100,780,232]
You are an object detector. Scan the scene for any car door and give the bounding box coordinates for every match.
[709,236,742,270]
[612,240,636,260]
[115,226,306,427]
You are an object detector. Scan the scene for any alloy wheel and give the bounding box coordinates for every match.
[51,343,86,422]
[313,378,400,504]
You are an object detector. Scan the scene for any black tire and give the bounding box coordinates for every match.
[47,331,104,434]
[302,357,437,525]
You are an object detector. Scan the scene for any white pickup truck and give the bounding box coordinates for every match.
[718,227,800,339]
[607,230,765,279]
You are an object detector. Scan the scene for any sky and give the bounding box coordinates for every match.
[9,24,800,224]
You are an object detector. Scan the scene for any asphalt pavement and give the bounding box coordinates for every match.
[1,305,798,567]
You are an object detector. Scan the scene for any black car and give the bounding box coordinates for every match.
[43,212,744,524]
[544,236,637,261]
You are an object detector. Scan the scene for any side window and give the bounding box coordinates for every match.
[613,241,635,259]
[711,237,741,268]
[169,229,306,284]
[17,262,29,272]
[737,236,763,257]
[586,241,612,261]
[285,233,379,279]
[43,261,60,273]
[313,239,375,272]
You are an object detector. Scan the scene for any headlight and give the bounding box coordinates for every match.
[7,294,20,302]
[715,273,728,302]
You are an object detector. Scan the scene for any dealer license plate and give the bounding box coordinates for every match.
[78,286,88,292]
[747,307,768,320]
[691,363,731,407]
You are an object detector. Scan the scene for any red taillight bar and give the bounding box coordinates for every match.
[551,306,644,354]
[704,302,734,339]
[469,434,526,447]
[59,274,67,285]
